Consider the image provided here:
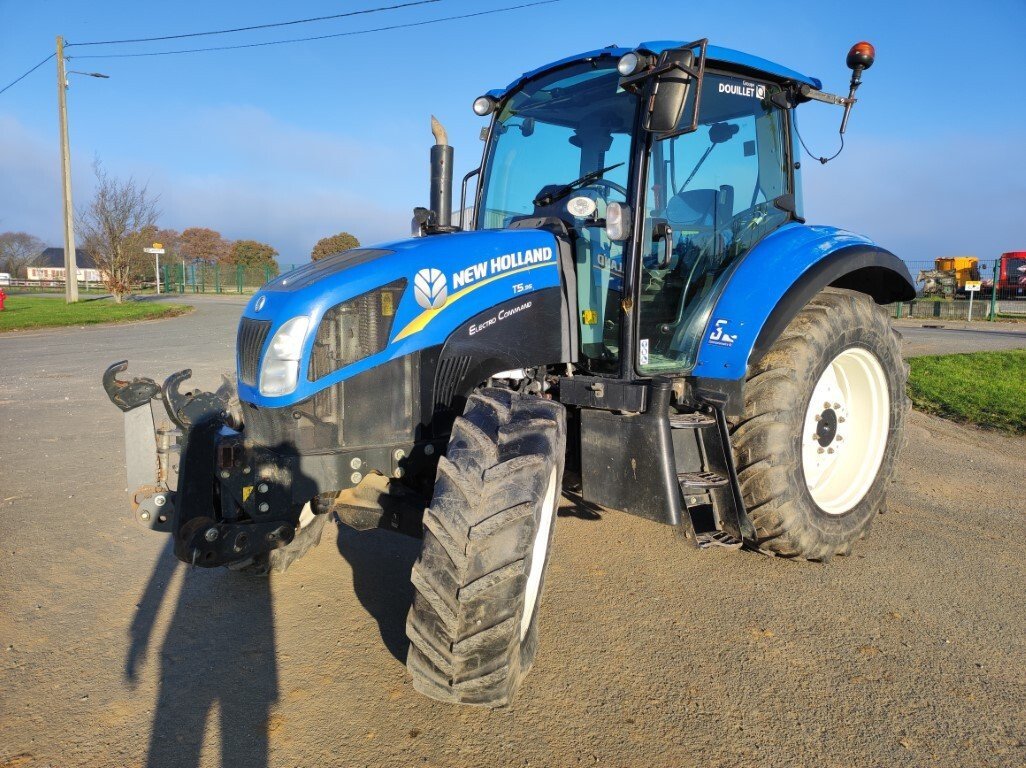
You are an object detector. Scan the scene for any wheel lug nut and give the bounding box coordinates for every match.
[827,447,835,454]
[833,403,840,409]
[817,447,825,454]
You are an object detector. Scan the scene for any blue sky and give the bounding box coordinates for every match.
[1,0,1024,267]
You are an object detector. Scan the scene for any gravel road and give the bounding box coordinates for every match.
[1,298,1024,768]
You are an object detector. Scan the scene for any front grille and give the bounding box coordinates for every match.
[309,279,406,381]
[237,318,272,386]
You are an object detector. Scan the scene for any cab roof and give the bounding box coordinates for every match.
[486,40,822,100]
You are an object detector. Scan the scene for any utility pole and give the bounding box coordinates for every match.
[56,35,78,303]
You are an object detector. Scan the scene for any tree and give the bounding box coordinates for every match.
[180,227,231,264]
[311,232,360,261]
[0,232,45,277]
[154,227,181,259]
[77,161,159,302]
[228,240,279,274]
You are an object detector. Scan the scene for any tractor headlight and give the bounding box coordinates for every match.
[473,95,497,116]
[617,52,642,76]
[259,316,310,397]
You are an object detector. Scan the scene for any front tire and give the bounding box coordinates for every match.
[732,288,908,560]
[406,388,566,706]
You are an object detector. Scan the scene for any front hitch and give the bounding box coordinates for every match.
[102,360,299,567]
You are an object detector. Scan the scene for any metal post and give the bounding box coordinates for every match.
[967,289,974,322]
[215,264,221,294]
[56,36,78,303]
[155,253,161,294]
[237,264,243,293]
[990,260,999,321]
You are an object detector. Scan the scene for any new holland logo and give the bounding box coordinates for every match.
[253,295,266,312]
[414,268,447,310]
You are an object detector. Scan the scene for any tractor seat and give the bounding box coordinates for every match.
[665,186,734,235]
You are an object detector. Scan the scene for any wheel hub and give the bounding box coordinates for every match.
[815,408,839,447]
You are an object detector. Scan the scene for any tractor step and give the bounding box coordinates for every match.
[669,411,716,429]
[695,530,744,550]
[678,471,728,489]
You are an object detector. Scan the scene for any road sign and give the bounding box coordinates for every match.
[143,247,165,254]
[965,280,982,292]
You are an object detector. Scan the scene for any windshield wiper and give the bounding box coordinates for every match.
[533,162,625,207]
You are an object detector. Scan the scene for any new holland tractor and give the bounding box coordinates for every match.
[104,39,914,706]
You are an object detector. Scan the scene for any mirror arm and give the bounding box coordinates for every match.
[796,83,851,107]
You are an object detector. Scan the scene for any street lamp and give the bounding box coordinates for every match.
[56,34,108,303]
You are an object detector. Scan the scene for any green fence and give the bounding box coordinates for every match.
[158,263,297,294]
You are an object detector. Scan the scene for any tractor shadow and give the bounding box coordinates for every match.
[126,539,278,768]
[334,521,420,663]
[557,489,604,520]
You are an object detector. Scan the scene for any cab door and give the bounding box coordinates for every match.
[635,73,794,375]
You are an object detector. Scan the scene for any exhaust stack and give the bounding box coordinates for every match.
[429,115,454,230]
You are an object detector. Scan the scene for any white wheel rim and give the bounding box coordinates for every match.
[801,347,890,515]
[521,468,558,640]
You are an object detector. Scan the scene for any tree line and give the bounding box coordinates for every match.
[0,160,362,302]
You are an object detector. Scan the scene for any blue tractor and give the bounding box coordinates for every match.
[105,39,914,706]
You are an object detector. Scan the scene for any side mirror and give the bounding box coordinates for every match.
[646,49,695,134]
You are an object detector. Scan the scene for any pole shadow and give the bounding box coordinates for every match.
[126,539,278,768]
[333,520,420,663]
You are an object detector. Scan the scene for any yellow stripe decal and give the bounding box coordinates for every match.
[392,263,554,342]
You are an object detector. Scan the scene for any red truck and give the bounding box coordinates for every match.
[997,252,1026,296]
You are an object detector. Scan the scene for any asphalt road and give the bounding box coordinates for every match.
[1,298,1025,768]
[894,319,1026,357]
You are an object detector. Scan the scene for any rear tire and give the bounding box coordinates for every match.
[732,288,908,560]
[406,388,566,706]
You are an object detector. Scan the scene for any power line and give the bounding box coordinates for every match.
[69,1,561,59]
[65,0,443,47]
[0,52,55,96]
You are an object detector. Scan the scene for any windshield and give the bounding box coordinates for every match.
[476,60,638,373]
[476,60,636,229]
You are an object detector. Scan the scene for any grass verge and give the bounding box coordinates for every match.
[0,296,192,332]
[908,350,1026,434]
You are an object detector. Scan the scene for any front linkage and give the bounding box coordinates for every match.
[103,361,303,567]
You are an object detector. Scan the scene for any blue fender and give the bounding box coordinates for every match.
[691,223,915,383]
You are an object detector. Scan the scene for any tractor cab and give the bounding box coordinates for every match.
[470,41,814,378]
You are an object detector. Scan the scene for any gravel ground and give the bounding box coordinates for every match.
[1,298,1024,768]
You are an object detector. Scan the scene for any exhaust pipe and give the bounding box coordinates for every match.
[429,115,454,230]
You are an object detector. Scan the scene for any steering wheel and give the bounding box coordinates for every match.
[582,178,628,200]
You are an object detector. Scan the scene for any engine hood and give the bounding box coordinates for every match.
[238,228,562,407]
